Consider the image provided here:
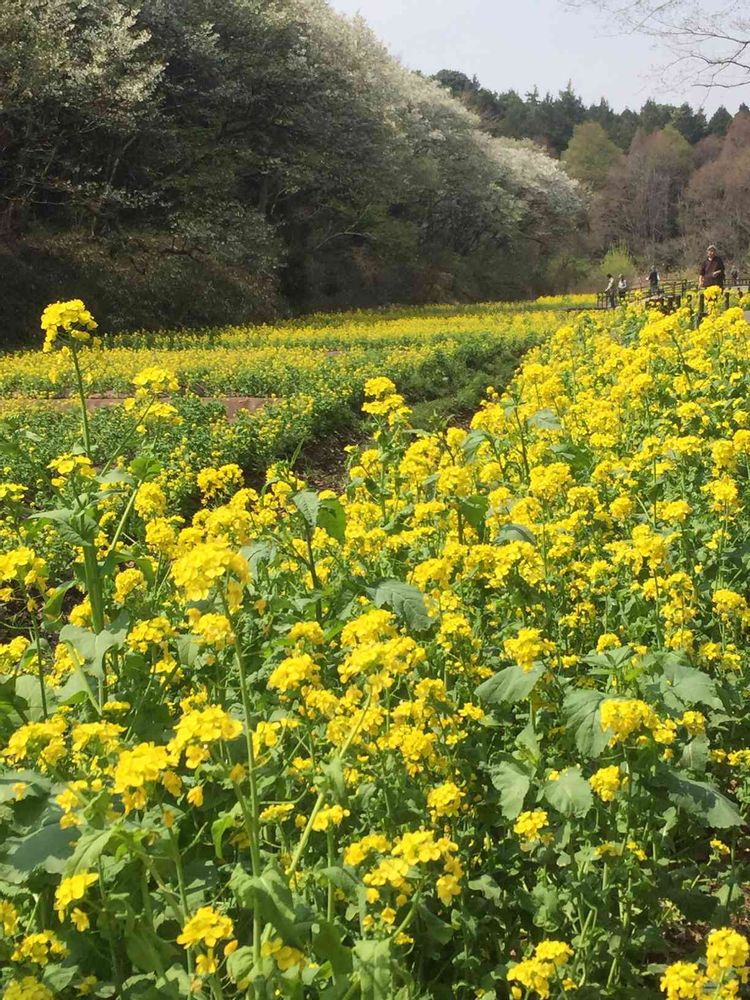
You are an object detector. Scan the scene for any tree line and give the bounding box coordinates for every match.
[437,73,750,281]
[0,0,582,344]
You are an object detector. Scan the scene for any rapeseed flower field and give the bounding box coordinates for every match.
[2,294,750,998]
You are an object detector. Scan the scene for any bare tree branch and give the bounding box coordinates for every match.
[564,0,750,91]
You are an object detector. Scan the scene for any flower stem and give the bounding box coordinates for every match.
[71,345,92,459]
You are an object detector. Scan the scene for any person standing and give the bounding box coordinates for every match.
[699,245,725,288]
[617,274,627,302]
[648,266,660,296]
[605,273,616,309]
[730,264,739,287]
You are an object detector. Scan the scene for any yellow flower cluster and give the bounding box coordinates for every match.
[40,298,98,352]
[508,940,574,999]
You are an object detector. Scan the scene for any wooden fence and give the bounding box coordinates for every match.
[595,278,750,320]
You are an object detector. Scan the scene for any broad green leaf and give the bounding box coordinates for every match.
[42,580,77,623]
[417,903,453,944]
[498,523,537,545]
[293,490,320,529]
[321,757,348,804]
[543,768,593,818]
[212,810,239,861]
[680,735,710,773]
[318,497,346,543]
[313,919,353,980]
[0,770,50,805]
[373,580,432,632]
[5,817,79,879]
[562,688,609,758]
[320,866,365,907]
[467,874,503,903]
[354,939,392,1000]
[241,541,277,578]
[531,884,562,930]
[659,660,722,711]
[458,495,489,538]
[528,408,561,431]
[129,455,163,481]
[226,946,255,985]
[68,828,114,873]
[229,864,306,947]
[126,922,173,974]
[662,770,742,828]
[476,663,544,705]
[488,759,531,819]
[31,508,98,547]
[461,428,491,462]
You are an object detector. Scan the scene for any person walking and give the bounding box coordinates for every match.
[605,273,616,309]
[648,266,660,296]
[617,274,627,302]
[699,245,725,289]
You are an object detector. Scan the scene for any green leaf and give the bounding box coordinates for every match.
[373,580,432,632]
[680,735,710,773]
[313,919,353,980]
[321,866,366,907]
[498,523,537,545]
[226,946,255,986]
[0,770,50,804]
[659,660,722,711]
[476,663,544,705]
[488,759,531,819]
[42,580,77,624]
[318,498,346,543]
[354,939,392,1000]
[662,770,742,828]
[562,688,609,758]
[211,810,239,861]
[543,768,593,818]
[59,624,126,680]
[126,922,172,974]
[417,904,453,944]
[68,828,114,873]
[241,541,277,578]
[531,884,562,930]
[31,507,98,547]
[528,408,561,431]
[467,874,503,903]
[458,495,489,538]
[321,757,348,804]
[293,490,320,529]
[461,428,491,462]
[129,455,163,481]
[229,864,306,947]
[5,816,79,878]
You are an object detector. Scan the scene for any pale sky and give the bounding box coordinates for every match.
[329,0,745,114]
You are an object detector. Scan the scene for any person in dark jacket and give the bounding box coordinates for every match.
[604,273,616,309]
[699,245,725,288]
[648,266,660,296]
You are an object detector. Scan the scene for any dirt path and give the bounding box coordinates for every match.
[16,394,269,422]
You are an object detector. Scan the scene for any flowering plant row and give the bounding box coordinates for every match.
[1,297,750,998]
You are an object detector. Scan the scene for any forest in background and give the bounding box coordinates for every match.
[4,0,748,344]
[0,0,582,344]
[437,73,750,285]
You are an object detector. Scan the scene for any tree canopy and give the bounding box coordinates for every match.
[0,0,582,342]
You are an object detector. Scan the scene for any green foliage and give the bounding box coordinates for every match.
[562,122,623,190]
[0,1,582,343]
